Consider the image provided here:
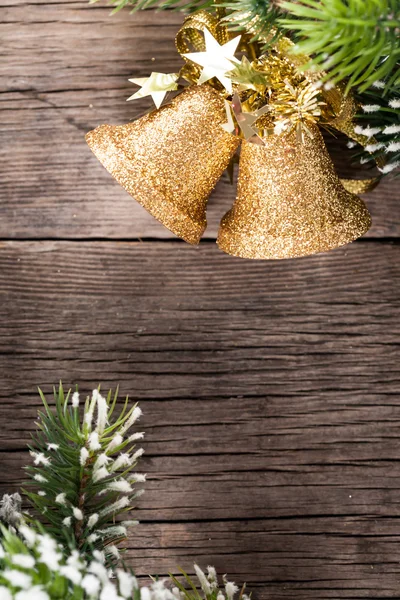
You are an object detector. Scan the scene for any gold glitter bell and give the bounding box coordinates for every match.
[217,124,372,259]
[86,85,239,244]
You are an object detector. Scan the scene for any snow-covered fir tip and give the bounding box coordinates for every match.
[225,581,239,600]
[2,569,32,590]
[194,564,212,594]
[55,493,67,506]
[19,526,36,547]
[46,443,59,451]
[127,431,145,443]
[33,474,47,484]
[100,497,130,518]
[89,431,102,451]
[121,519,139,528]
[132,448,145,462]
[11,554,35,569]
[30,452,50,467]
[94,453,112,470]
[365,142,385,152]
[97,525,127,539]
[354,125,381,138]
[388,98,400,109]
[129,472,147,483]
[0,530,149,600]
[387,141,400,152]
[362,104,381,113]
[95,392,108,436]
[73,507,84,521]
[111,453,133,472]
[383,124,400,135]
[87,513,99,529]
[118,570,137,597]
[119,406,142,435]
[80,447,89,466]
[379,160,400,174]
[106,433,123,453]
[207,565,217,585]
[93,466,109,483]
[104,480,133,494]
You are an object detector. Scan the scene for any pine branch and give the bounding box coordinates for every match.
[278,0,400,93]
[0,526,246,600]
[24,384,146,567]
[169,564,247,600]
[0,525,140,599]
[0,495,23,536]
[90,0,215,15]
[353,81,400,176]
[91,0,283,36]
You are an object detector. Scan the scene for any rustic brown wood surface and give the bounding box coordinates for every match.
[1,2,400,599]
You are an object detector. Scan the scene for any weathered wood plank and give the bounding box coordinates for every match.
[0,241,399,598]
[1,2,399,239]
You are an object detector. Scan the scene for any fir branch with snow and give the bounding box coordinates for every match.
[0,525,140,600]
[24,384,146,567]
[169,564,248,600]
[355,81,400,176]
[0,527,246,600]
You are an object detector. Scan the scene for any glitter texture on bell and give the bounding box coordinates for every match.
[86,85,239,244]
[217,123,372,259]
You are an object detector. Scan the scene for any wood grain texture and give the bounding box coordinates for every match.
[1,0,399,239]
[0,241,400,598]
[2,0,400,596]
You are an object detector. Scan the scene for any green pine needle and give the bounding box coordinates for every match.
[278,0,400,93]
[91,0,215,15]
[221,0,282,40]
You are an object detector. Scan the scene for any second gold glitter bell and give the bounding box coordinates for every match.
[217,124,372,260]
[86,85,239,244]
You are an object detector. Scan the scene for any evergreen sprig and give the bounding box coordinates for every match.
[0,526,246,600]
[0,525,141,599]
[25,384,146,567]
[354,81,400,175]
[0,382,249,600]
[93,0,215,15]
[221,0,282,40]
[279,0,400,93]
[170,564,248,600]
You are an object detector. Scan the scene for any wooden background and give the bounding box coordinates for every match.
[1,1,400,598]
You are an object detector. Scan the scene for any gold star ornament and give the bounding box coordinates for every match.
[127,72,179,109]
[222,94,270,145]
[183,29,241,94]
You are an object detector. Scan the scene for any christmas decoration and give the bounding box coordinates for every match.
[87,84,239,244]
[217,124,371,259]
[0,384,245,600]
[86,3,399,259]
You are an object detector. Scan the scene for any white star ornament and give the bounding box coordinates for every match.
[127,72,179,109]
[183,29,241,94]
